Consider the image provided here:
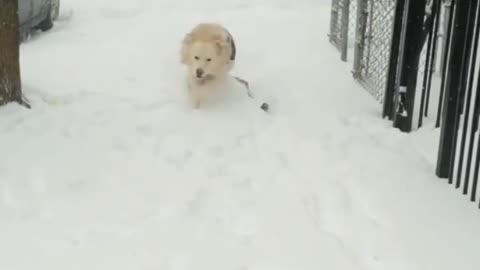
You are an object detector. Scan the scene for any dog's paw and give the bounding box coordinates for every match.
[194,101,200,109]
[190,96,201,110]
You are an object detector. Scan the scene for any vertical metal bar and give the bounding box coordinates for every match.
[470,75,480,201]
[424,0,442,118]
[393,0,427,132]
[435,0,455,128]
[392,0,410,127]
[340,0,351,61]
[383,0,407,119]
[436,0,456,128]
[353,0,368,79]
[449,0,473,185]
[436,0,470,179]
[419,4,437,128]
[469,85,480,201]
[364,0,374,76]
[468,1,480,201]
[472,79,480,204]
[456,0,479,192]
[431,1,441,74]
[472,134,480,207]
[439,0,452,75]
[330,0,338,43]
[472,115,480,205]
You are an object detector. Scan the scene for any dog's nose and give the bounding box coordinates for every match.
[196,68,204,78]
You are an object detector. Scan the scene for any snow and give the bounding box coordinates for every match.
[1,0,480,270]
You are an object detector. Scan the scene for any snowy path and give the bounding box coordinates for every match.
[1,0,480,270]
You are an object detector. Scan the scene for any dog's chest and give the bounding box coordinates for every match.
[196,74,215,86]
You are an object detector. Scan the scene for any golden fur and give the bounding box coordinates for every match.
[180,23,236,109]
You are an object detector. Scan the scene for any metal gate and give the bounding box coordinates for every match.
[329,0,480,207]
[352,0,397,102]
[436,0,480,205]
[328,0,356,61]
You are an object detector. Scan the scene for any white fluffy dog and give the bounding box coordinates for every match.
[180,23,244,109]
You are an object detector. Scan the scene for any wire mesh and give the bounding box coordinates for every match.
[348,0,357,49]
[329,0,357,54]
[329,0,346,51]
[355,0,396,102]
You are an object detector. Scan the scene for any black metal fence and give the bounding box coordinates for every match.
[383,0,439,132]
[329,0,480,207]
[435,0,480,205]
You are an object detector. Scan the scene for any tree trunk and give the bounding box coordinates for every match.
[0,0,23,107]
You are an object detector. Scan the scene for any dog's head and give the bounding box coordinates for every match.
[181,33,230,81]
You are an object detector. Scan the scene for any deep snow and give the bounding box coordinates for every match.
[1,0,480,270]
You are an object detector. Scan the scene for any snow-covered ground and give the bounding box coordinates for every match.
[1,0,480,269]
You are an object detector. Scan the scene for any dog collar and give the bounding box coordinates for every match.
[225,29,236,61]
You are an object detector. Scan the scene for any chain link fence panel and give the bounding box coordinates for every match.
[353,0,396,103]
[329,0,344,50]
[330,0,442,104]
[347,1,357,49]
[329,0,356,61]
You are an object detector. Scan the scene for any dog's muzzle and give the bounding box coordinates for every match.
[196,68,204,78]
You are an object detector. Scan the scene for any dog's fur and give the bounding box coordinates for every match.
[180,23,236,109]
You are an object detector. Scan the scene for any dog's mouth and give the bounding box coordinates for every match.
[195,74,214,81]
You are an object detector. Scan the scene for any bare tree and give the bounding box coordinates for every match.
[0,0,29,108]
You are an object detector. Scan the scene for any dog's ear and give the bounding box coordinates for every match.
[181,33,193,64]
[182,33,193,45]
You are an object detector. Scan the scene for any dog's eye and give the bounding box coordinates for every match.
[206,58,212,62]
[194,56,200,60]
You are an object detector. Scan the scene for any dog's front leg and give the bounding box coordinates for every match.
[193,93,201,109]
[189,87,202,109]
[190,92,201,109]
[187,79,201,109]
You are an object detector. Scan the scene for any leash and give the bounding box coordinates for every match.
[233,75,269,112]
[226,29,269,112]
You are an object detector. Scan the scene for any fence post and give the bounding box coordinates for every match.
[418,0,441,127]
[453,0,478,189]
[424,0,443,118]
[438,0,452,75]
[329,0,339,44]
[392,0,427,132]
[436,0,470,179]
[467,0,480,202]
[430,0,443,74]
[340,0,351,61]
[436,0,455,128]
[383,0,407,119]
[352,0,368,78]
[471,71,480,202]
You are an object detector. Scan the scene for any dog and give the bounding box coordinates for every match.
[180,23,252,109]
